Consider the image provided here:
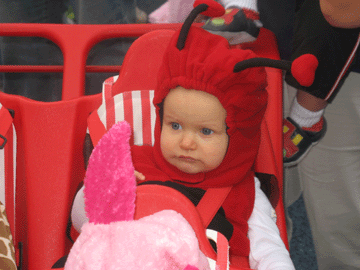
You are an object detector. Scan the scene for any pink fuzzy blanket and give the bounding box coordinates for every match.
[64,121,209,270]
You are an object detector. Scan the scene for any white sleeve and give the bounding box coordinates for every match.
[220,0,258,12]
[248,177,295,270]
[71,186,89,232]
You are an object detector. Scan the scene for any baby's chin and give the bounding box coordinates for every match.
[175,164,202,175]
[168,157,221,175]
[170,160,203,175]
[179,167,202,175]
[173,161,216,175]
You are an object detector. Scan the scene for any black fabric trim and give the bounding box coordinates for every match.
[51,255,68,269]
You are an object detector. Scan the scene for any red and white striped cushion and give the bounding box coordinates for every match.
[0,103,16,238]
[88,76,156,147]
[72,76,157,237]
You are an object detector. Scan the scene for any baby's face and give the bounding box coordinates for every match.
[160,86,228,174]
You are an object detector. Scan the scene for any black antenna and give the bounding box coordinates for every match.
[233,54,318,87]
[234,58,292,73]
[176,3,209,50]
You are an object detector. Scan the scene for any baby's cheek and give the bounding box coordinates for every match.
[160,133,173,158]
[205,147,224,166]
[208,140,227,164]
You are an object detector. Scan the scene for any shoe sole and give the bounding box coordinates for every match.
[284,117,327,168]
[284,139,321,168]
[206,30,257,44]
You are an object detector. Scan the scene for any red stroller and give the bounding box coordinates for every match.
[0,18,285,270]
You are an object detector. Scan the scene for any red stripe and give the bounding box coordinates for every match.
[4,127,15,240]
[216,233,229,270]
[105,78,115,130]
[123,92,134,145]
[141,91,152,146]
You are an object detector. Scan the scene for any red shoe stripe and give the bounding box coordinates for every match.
[303,117,324,133]
[283,120,299,158]
[241,8,260,21]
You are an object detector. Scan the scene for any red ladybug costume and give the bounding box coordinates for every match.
[132,0,318,257]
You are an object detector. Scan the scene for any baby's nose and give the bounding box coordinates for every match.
[180,133,197,150]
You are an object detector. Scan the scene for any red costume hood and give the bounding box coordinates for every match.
[152,26,268,188]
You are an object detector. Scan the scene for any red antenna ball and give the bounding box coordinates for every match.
[193,0,225,17]
[291,54,319,87]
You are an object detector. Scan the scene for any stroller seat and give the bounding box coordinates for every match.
[0,21,286,270]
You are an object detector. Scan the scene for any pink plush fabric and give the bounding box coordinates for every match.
[84,121,136,224]
[65,210,209,270]
[65,121,209,270]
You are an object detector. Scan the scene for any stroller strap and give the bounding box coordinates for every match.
[196,186,232,228]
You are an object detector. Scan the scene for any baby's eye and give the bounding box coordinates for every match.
[201,128,214,135]
[171,122,182,130]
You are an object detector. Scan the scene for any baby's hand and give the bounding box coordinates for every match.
[135,171,145,181]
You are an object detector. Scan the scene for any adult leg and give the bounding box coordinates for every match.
[301,147,360,270]
[287,71,360,270]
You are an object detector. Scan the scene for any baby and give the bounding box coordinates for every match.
[130,1,295,268]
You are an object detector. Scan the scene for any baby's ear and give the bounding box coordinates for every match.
[84,121,136,224]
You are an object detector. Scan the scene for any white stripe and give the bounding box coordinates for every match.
[206,229,218,243]
[207,258,217,270]
[0,123,16,235]
[132,91,143,146]
[149,90,156,146]
[101,82,107,107]
[12,125,16,228]
[114,93,125,123]
[113,75,119,84]
[326,33,360,100]
[101,76,118,129]
[0,145,4,205]
[0,104,6,206]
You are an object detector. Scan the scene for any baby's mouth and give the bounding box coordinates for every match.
[178,155,197,162]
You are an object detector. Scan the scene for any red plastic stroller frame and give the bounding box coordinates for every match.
[0,23,285,270]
